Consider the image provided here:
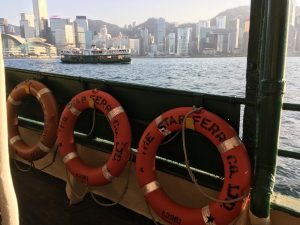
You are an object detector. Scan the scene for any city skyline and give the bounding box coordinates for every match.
[0,0,257,26]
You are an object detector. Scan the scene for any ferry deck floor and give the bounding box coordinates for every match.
[10,161,157,225]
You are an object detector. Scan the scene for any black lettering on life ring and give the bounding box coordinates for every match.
[142,132,155,154]
[227,155,239,179]
[112,119,120,136]
[162,210,182,225]
[221,184,240,211]
[113,142,125,162]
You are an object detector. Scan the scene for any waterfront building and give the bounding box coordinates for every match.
[150,44,158,56]
[1,33,56,57]
[216,33,227,53]
[156,18,166,52]
[196,20,211,53]
[216,16,227,29]
[74,16,88,48]
[140,28,149,55]
[20,13,36,39]
[1,34,25,56]
[295,16,300,52]
[167,33,176,55]
[128,38,140,55]
[32,0,48,38]
[0,18,8,34]
[49,17,75,48]
[177,27,192,56]
[228,18,240,54]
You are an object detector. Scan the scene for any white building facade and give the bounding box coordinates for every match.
[177,27,192,56]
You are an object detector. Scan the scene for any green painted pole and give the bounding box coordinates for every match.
[250,0,290,220]
[243,0,264,167]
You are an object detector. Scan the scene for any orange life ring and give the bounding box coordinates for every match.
[136,107,251,225]
[7,80,58,161]
[57,89,132,186]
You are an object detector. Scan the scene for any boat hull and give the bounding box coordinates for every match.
[61,54,131,64]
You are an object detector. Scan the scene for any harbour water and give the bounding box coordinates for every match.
[4,57,300,199]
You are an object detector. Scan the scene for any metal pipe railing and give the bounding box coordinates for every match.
[250,0,291,223]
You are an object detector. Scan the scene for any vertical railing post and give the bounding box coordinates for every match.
[250,0,290,223]
[0,35,20,224]
[243,0,265,168]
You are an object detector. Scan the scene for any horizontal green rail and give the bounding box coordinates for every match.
[278,149,300,160]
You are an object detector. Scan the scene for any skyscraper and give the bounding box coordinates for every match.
[140,27,149,55]
[228,18,240,53]
[49,17,75,48]
[20,13,36,38]
[177,27,192,56]
[167,33,176,55]
[74,16,88,48]
[156,18,166,52]
[196,20,211,53]
[32,0,48,38]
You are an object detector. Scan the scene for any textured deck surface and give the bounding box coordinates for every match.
[11,162,156,225]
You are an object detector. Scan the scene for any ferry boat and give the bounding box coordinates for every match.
[1,0,300,225]
[60,47,132,64]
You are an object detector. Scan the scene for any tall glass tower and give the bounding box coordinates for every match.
[32,0,48,38]
[156,18,166,52]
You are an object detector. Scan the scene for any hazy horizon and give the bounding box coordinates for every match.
[1,0,300,27]
[1,0,253,26]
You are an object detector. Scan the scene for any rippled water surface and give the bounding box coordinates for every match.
[5,57,300,198]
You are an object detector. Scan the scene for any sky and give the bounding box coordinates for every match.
[0,0,299,26]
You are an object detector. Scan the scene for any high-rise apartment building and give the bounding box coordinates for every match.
[196,20,211,53]
[216,16,227,29]
[167,33,176,55]
[140,28,149,55]
[228,18,240,53]
[177,27,192,56]
[74,16,88,48]
[50,17,75,47]
[20,13,36,38]
[32,0,48,38]
[156,18,166,52]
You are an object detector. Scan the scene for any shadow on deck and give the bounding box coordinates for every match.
[11,161,157,225]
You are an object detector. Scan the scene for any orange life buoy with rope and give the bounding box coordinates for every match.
[57,89,132,186]
[7,80,58,161]
[136,107,251,225]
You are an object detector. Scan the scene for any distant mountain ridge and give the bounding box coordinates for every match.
[87,5,251,37]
